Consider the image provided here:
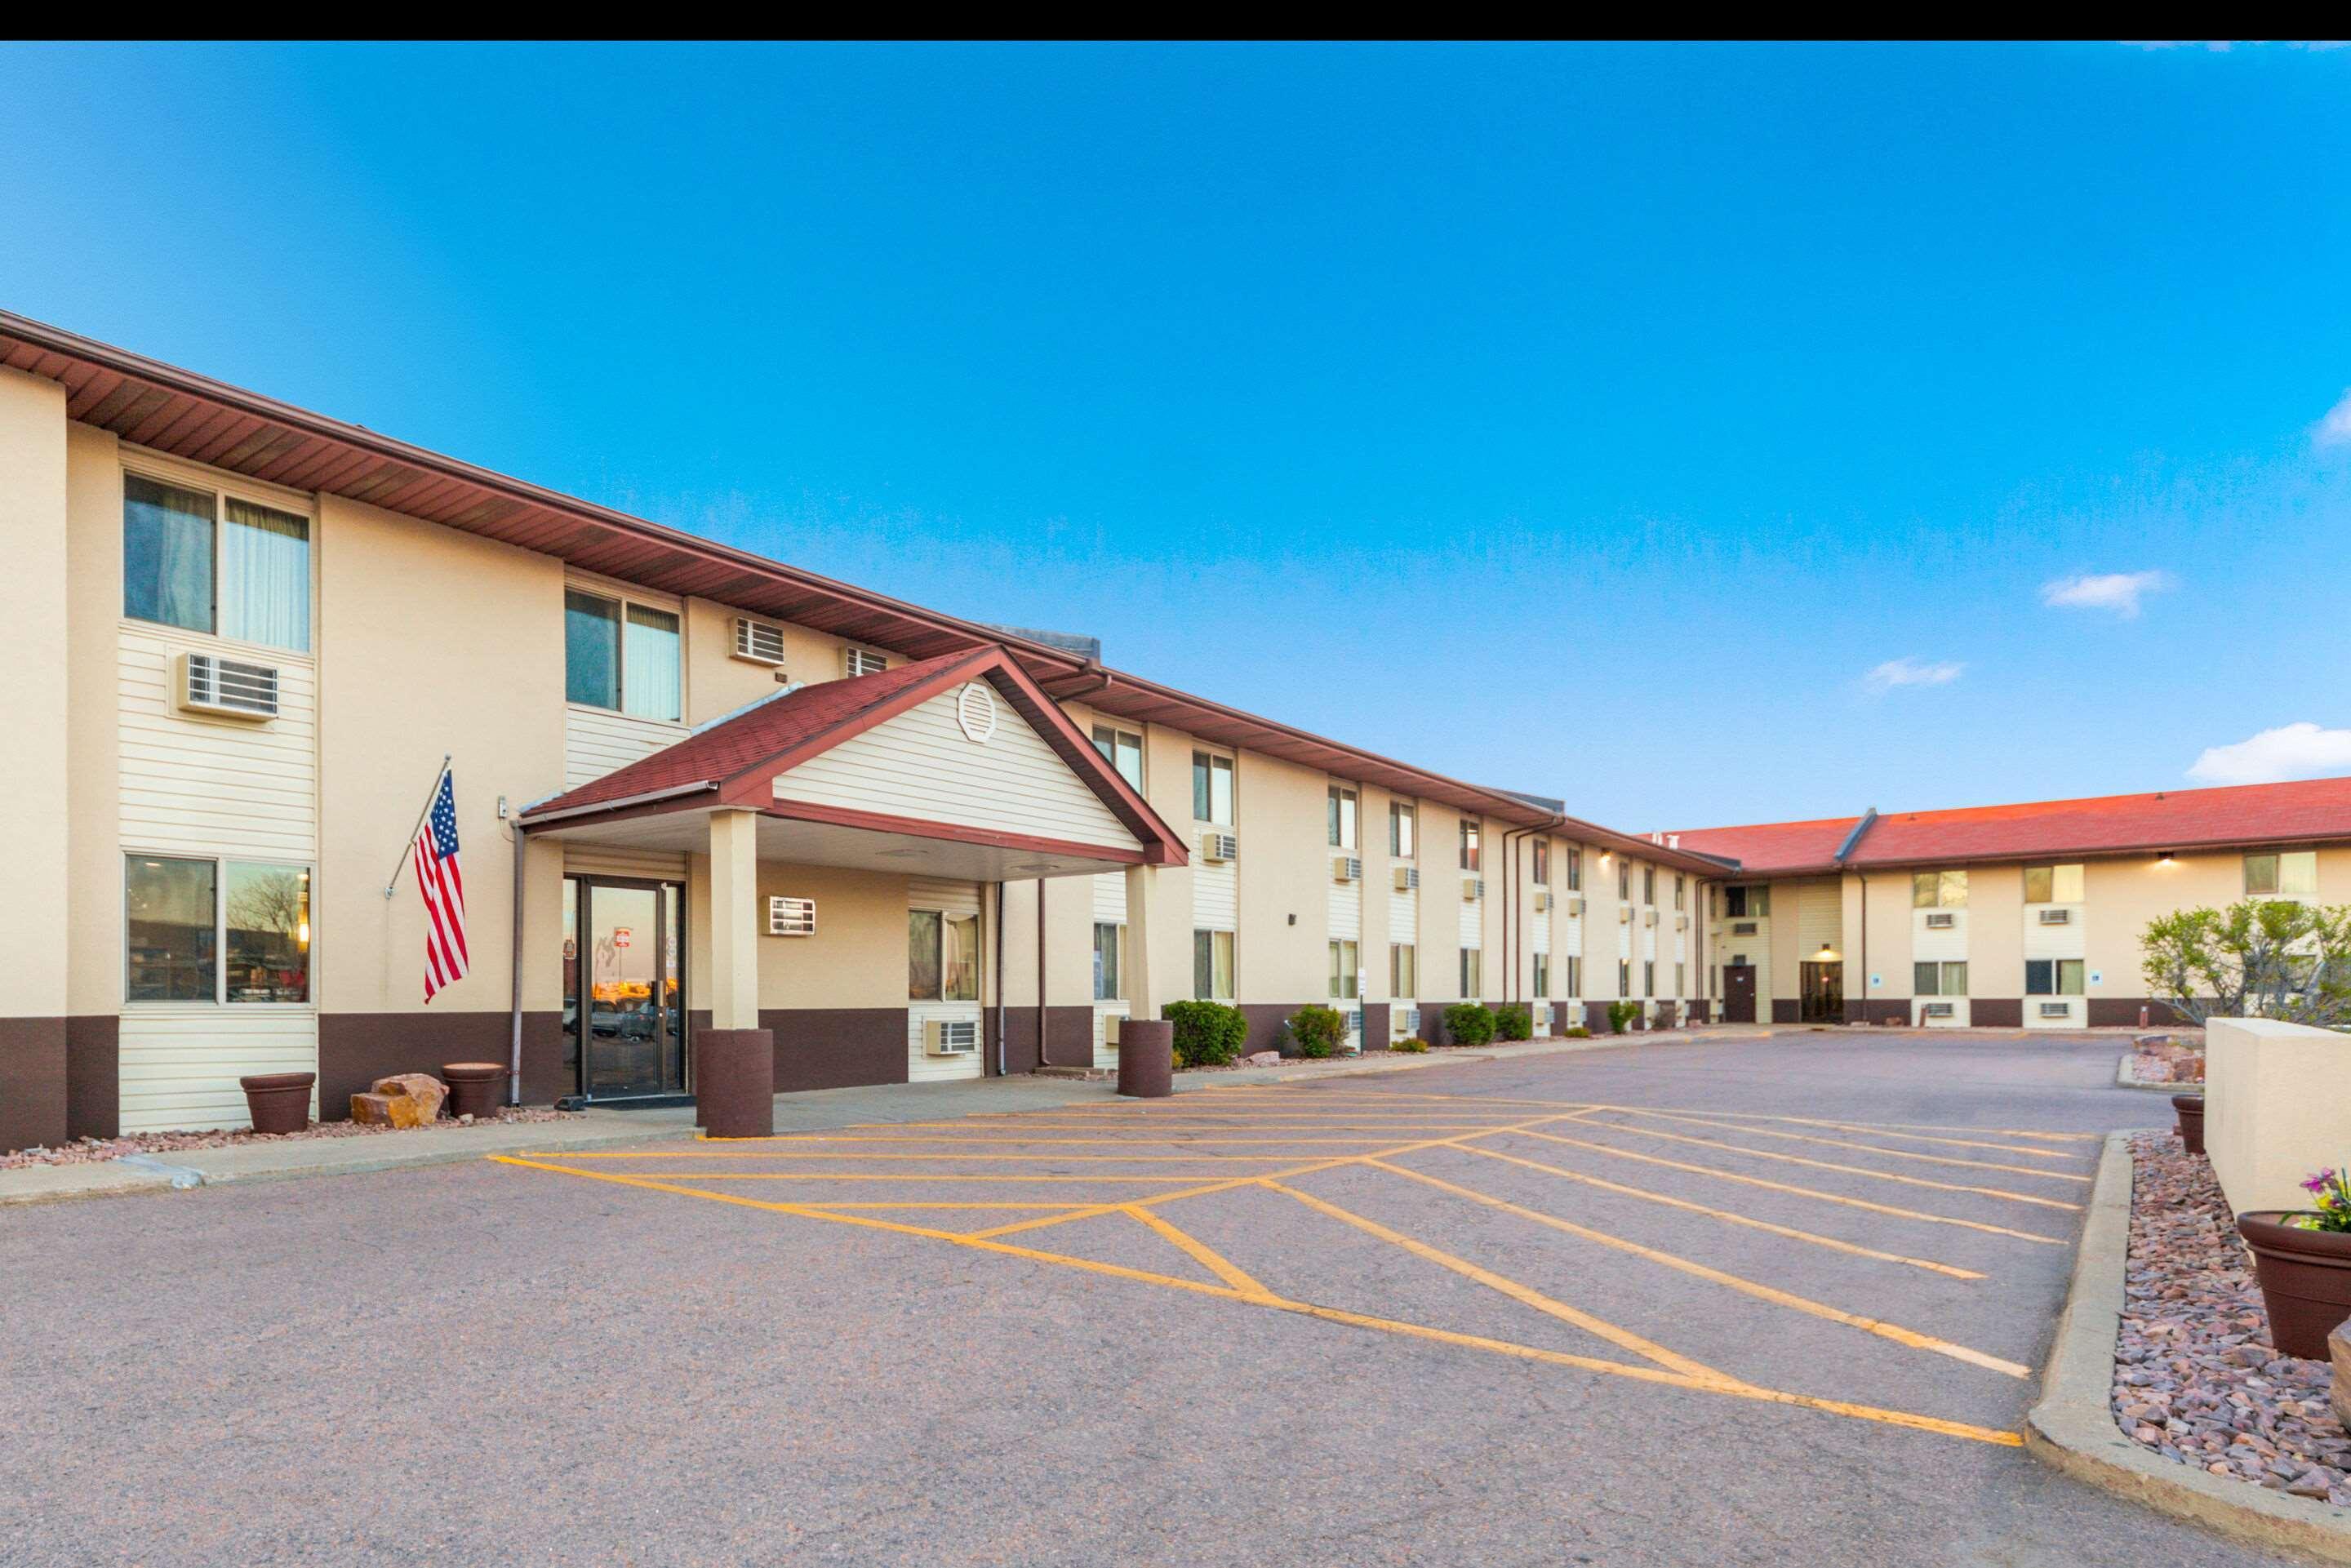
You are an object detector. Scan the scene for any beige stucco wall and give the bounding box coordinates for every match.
[64,421,124,1017]
[2204,1016,2351,1215]
[315,495,568,1015]
[1,368,68,1026]
[1233,748,1331,1005]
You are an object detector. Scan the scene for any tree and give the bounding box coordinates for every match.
[2140,899,2351,1029]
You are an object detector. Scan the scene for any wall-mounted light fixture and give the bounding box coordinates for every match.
[2156,851,2176,867]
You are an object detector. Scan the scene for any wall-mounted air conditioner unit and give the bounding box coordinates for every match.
[1643,909,1658,927]
[924,1019,980,1055]
[1533,890,1551,913]
[1393,866,1419,893]
[175,651,279,720]
[2038,908,2072,926]
[2038,1002,2072,1018]
[1331,855,1361,883]
[767,896,816,936]
[1732,921,1758,936]
[1674,912,1688,930]
[1201,833,1238,864]
[1400,1006,1421,1037]
[1531,1006,1551,1037]
[1569,897,1586,917]
[733,618,787,666]
[1618,906,1632,924]
[1925,912,1956,930]
[1461,876,1483,902]
[842,646,888,677]
[1104,1015,1123,1046]
[1922,1002,1955,1019]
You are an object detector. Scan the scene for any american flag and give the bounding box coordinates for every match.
[414,769,469,1002]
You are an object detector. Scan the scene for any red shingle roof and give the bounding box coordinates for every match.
[1676,775,2351,874]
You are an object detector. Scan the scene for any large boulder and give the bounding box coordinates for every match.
[351,1073,447,1128]
[2331,1323,2351,1431]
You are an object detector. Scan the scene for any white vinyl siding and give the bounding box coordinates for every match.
[119,626,316,859]
[907,877,984,1083]
[778,682,1137,852]
[561,842,691,882]
[565,705,687,790]
[1791,881,1841,958]
[1193,860,1238,931]
[118,1010,316,1134]
[1091,873,1129,1068]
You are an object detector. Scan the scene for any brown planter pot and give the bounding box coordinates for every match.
[442,1062,508,1120]
[239,1072,315,1136]
[2237,1211,2351,1360]
[2171,1094,2205,1156]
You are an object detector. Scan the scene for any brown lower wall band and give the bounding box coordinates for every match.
[66,1015,118,1141]
[0,1015,67,1155]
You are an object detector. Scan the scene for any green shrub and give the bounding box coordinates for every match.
[1287,1004,1348,1059]
[1563,1024,1591,1039]
[1163,1000,1249,1068]
[1442,1003,1497,1047]
[1607,1001,1640,1035]
[1391,1037,1430,1054]
[1493,1003,1532,1042]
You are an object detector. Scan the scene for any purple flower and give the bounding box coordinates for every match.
[2302,1168,2337,1195]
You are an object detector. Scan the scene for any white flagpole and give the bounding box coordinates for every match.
[382,754,453,899]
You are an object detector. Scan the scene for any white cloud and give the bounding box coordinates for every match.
[1862,657,1965,695]
[2317,389,2351,448]
[2039,570,2175,618]
[2187,722,2351,786]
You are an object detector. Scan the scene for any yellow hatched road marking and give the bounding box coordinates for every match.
[1445,1143,1984,1279]
[1362,1159,2033,1379]
[1504,1127,2064,1244]
[1598,1110,2095,1183]
[1583,1111,2091,1162]
[490,1153,2022,1448]
[1121,1206,1271,1295]
[1260,1179,1743,1386]
[1554,1121,2083,1211]
[531,1149,1415,1162]
[534,1171,1228,1184]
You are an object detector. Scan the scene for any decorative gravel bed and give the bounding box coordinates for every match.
[0,1105,582,1171]
[2114,1129,2351,1503]
[2130,1036,2206,1085]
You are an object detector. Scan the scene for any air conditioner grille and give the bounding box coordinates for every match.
[767,896,816,936]
[180,651,280,718]
[733,618,787,665]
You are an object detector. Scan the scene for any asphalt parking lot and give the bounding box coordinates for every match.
[0,1031,2300,1566]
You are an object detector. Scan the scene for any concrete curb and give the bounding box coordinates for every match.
[2023,1130,2351,1561]
[2113,1052,2198,1094]
[1172,1027,1742,1090]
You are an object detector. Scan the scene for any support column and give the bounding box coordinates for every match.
[698,809,772,1135]
[1118,862,1171,1098]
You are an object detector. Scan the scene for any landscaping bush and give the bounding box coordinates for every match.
[1607,1001,1640,1035]
[1562,1024,1590,1039]
[1163,1000,1249,1068]
[1391,1037,1430,1054]
[1493,1003,1532,1042]
[1442,1003,1497,1047]
[1287,1005,1348,1059]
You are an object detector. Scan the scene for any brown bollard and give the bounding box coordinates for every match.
[1117,1019,1174,1099]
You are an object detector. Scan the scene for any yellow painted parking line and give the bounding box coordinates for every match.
[1260,1179,1744,1387]
[1584,1113,2091,1163]
[1550,1122,2083,1211]
[527,1149,1405,1162]
[1362,1159,2033,1380]
[782,1202,1099,1210]
[1445,1143,1984,1279]
[1596,1110,2095,1183]
[554,1171,1230,1184]
[687,1135,1514,1148]
[1121,1206,1271,1295]
[1504,1127,2064,1244]
[491,1154,2024,1448]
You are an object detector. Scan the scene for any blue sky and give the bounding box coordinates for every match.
[5,42,2349,829]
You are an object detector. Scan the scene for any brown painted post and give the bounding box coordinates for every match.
[696,1028,776,1138]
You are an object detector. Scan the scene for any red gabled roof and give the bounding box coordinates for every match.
[519,645,1188,864]
[1674,775,2351,875]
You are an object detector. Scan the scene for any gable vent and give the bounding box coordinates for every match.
[954,682,998,743]
[733,618,787,666]
[842,647,888,677]
[176,651,279,720]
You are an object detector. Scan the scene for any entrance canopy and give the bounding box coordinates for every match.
[519,645,1188,882]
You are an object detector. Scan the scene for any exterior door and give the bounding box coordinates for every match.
[1799,961,1844,1024]
[1723,963,1758,1024]
[562,876,687,1101]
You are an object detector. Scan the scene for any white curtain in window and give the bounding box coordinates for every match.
[623,606,682,721]
[220,500,310,651]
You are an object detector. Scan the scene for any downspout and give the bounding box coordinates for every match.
[1035,877,1049,1069]
[507,820,527,1107]
[993,880,1007,1077]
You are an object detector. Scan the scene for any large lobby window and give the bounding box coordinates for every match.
[126,855,310,1004]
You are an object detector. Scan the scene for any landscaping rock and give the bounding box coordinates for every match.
[371,1073,448,1122]
[350,1091,426,1129]
[1244,1051,1281,1067]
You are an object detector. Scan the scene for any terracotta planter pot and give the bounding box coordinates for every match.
[239,1072,315,1136]
[441,1062,508,1120]
[2171,1094,2205,1156]
[2237,1211,2351,1360]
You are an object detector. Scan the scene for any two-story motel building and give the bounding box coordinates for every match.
[0,312,1725,1153]
[11,310,2351,1154]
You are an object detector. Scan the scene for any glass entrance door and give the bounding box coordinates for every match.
[562,875,687,1101]
[1798,961,1844,1024]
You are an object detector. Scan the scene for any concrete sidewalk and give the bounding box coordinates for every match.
[0,1028,1740,1211]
